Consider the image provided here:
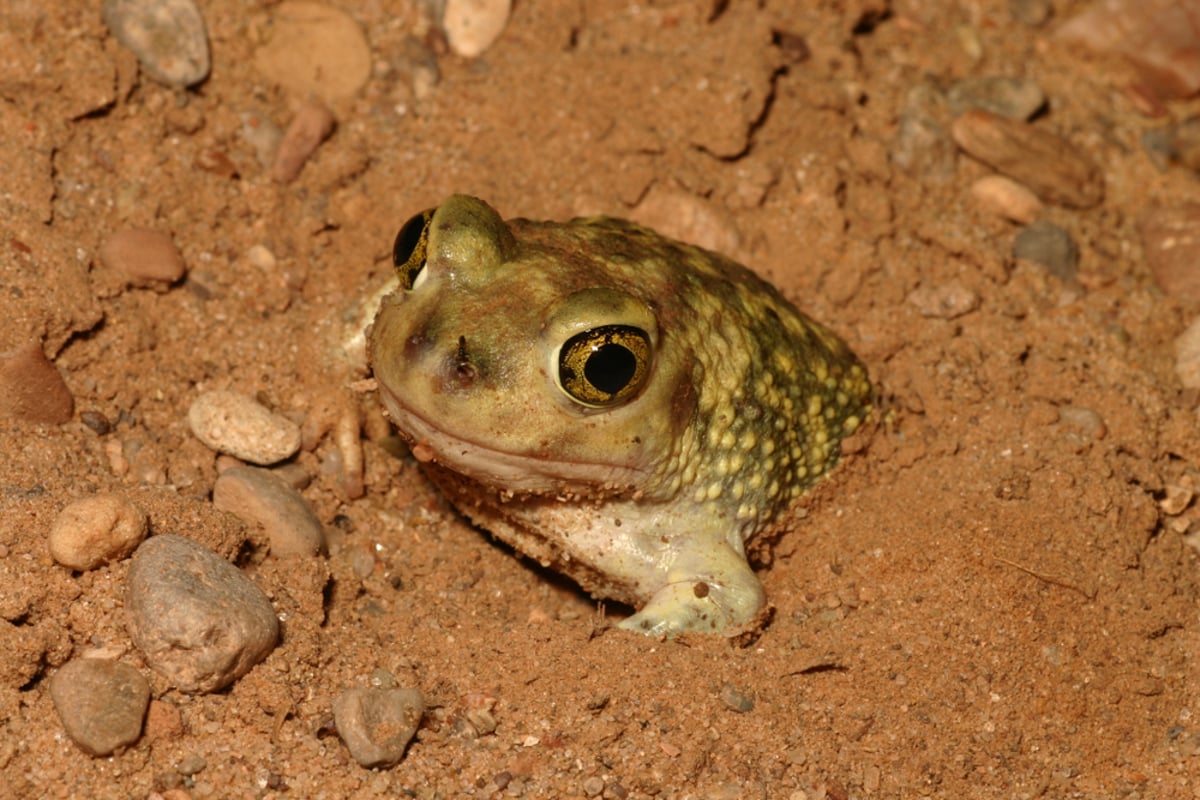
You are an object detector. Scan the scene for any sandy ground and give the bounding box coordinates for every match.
[2,0,1200,797]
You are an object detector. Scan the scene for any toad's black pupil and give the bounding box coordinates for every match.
[393,215,425,265]
[584,343,636,396]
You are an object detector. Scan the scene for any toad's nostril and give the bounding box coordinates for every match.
[452,335,478,383]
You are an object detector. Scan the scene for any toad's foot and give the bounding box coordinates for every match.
[617,542,766,637]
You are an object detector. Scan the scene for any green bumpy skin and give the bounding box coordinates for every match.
[368,195,871,636]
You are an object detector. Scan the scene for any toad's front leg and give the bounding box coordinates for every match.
[617,534,766,637]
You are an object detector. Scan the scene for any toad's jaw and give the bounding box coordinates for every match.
[375,383,647,495]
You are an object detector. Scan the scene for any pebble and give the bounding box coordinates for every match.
[0,342,74,424]
[947,76,1046,121]
[443,0,513,58]
[50,658,150,757]
[1009,0,1051,27]
[1142,118,1200,171]
[1175,317,1200,390]
[951,111,1105,209]
[1139,204,1200,303]
[188,390,301,465]
[177,753,208,776]
[102,0,211,88]
[241,112,285,170]
[98,228,187,289]
[1055,0,1200,100]
[1056,406,1107,440]
[212,466,325,557]
[81,410,113,436]
[630,186,741,256]
[48,494,148,571]
[1161,484,1195,516]
[891,84,957,182]
[969,175,1043,224]
[332,686,424,768]
[719,683,755,713]
[271,100,337,183]
[126,534,280,692]
[906,281,980,319]
[1012,220,1079,282]
[253,2,372,102]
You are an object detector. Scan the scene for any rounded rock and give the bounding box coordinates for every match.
[270,100,337,183]
[102,0,211,87]
[253,2,372,102]
[50,659,150,757]
[0,342,74,425]
[98,228,187,288]
[951,111,1105,209]
[333,686,424,768]
[906,281,980,319]
[969,175,1043,224]
[48,494,148,571]
[947,76,1046,121]
[1012,220,1079,282]
[213,465,325,557]
[126,534,280,692]
[630,186,741,256]
[188,390,301,465]
[443,0,512,58]
[1140,204,1200,303]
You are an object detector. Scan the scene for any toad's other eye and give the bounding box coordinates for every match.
[393,208,434,290]
[557,325,652,407]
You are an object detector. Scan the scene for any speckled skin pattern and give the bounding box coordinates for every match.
[369,195,871,635]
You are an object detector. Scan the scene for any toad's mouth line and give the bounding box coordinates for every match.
[374,382,648,494]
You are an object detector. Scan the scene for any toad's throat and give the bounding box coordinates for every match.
[375,383,648,495]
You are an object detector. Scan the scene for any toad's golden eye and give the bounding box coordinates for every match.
[393,208,434,289]
[557,325,651,407]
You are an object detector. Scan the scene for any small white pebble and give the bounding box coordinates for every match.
[443,0,512,58]
[188,390,301,465]
[969,175,1043,224]
[906,281,980,319]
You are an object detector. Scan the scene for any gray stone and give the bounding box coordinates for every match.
[50,659,150,756]
[1013,220,1079,282]
[891,84,956,182]
[102,0,211,87]
[948,76,1046,121]
[333,687,424,768]
[126,534,279,692]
